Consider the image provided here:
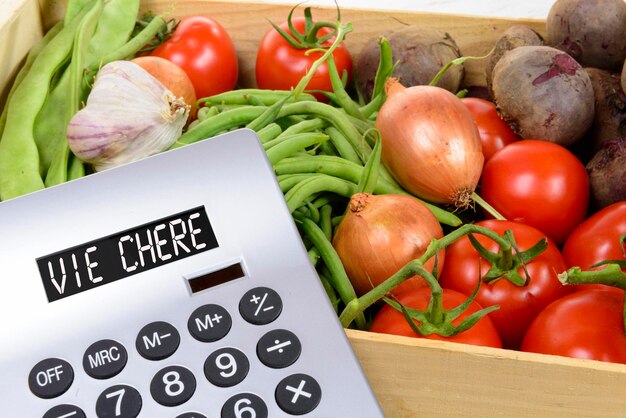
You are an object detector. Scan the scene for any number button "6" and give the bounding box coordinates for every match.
[221,393,268,418]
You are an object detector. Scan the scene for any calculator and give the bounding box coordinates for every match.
[0,129,384,417]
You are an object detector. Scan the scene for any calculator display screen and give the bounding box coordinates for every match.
[36,206,218,302]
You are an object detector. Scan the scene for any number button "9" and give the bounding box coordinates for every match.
[204,347,250,387]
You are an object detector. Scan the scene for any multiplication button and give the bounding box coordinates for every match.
[188,304,231,342]
[239,287,282,325]
[136,321,180,360]
[256,329,301,369]
[275,374,322,415]
[83,339,127,379]
[28,358,74,399]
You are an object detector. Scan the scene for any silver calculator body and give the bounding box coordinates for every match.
[0,129,383,417]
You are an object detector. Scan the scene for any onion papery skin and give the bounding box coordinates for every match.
[332,193,445,297]
[375,81,484,208]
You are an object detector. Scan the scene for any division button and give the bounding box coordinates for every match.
[135,321,180,360]
[83,339,127,379]
[188,304,232,342]
[176,413,207,418]
[43,404,86,418]
[256,329,301,369]
[28,358,74,399]
[204,347,249,387]
[275,373,322,415]
[221,393,268,418]
[96,384,142,418]
[239,287,283,325]
[150,365,196,407]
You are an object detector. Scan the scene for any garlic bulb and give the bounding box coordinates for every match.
[67,60,189,171]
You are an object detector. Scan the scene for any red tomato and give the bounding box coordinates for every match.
[369,288,502,349]
[480,140,589,245]
[562,201,626,293]
[461,97,520,161]
[521,289,626,364]
[255,17,352,100]
[151,16,238,99]
[439,219,571,349]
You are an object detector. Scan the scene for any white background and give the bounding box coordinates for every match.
[254,0,556,19]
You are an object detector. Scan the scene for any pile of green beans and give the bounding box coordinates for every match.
[0,0,167,201]
[175,38,462,328]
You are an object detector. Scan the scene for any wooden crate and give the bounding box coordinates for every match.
[2,1,626,417]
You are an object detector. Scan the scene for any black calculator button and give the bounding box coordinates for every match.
[176,413,207,418]
[28,358,74,399]
[83,339,127,379]
[204,347,249,387]
[275,373,322,415]
[43,404,86,418]
[256,329,301,369]
[150,365,196,407]
[221,393,268,418]
[135,321,180,360]
[239,287,283,325]
[96,384,142,418]
[188,304,232,342]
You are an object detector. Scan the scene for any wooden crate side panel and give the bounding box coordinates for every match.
[0,0,45,108]
[347,329,626,418]
[138,0,546,88]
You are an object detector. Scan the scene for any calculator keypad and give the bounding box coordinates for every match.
[29,286,321,416]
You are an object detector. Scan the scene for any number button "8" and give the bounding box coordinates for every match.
[150,365,196,407]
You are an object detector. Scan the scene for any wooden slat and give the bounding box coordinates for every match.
[347,329,626,417]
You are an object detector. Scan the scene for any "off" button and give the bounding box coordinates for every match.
[28,358,74,399]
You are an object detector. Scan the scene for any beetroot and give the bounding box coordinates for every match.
[586,139,626,209]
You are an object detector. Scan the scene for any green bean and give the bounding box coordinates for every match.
[0,21,63,139]
[324,126,361,164]
[64,0,94,25]
[327,54,364,120]
[319,204,333,241]
[356,132,382,194]
[293,212,366,329]
[319,140,339,157]
[275,118,326,139]
[265,133,329,165]
[256,123,282,143]
[45,0,104,187]
[0,4,93,200]
[285,174,355,213]
[84,16,167,76]
[274,155,405,195]
[196,105,218,121]
[318,270,340,313]
[173,106,266,147]
[277,101,370,163]
[198,89,316,106]
[277,174,313,193]
[246,94,290,132]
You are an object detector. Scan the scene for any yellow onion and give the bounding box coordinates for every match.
[375,79,484,209]
[332,193,445,296]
